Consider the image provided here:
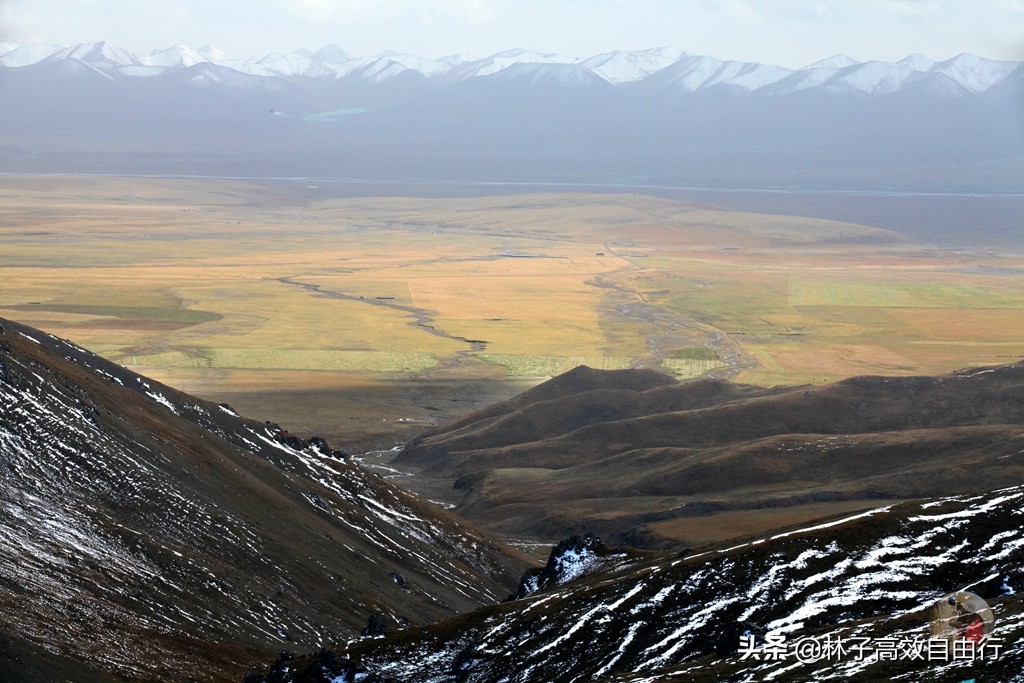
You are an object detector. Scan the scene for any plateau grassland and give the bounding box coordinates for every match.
[1,176,1021,448]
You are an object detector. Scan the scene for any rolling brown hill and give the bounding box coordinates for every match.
[395,364,1024,548]
[0,317,529,682]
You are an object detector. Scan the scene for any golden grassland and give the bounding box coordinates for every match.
[1,176,1022,445]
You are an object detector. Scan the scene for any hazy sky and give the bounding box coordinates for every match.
[2,0,1022,66]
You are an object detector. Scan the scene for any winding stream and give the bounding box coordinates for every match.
[276,276,487,369]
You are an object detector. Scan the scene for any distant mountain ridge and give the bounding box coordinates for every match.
[1,40,1021,192]
[0,40,1019,94]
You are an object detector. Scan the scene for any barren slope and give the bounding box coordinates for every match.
[0,317,528,682]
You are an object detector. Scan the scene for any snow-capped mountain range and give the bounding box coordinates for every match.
[1,40,1021,191]
[0,40,1019,95]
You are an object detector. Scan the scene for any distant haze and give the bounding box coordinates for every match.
[2,0,1023,67]
[1,42,1021,206]
[1,35,1022,249]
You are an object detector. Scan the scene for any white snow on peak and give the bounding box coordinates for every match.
[198,45,232,61]
[805,54,858,70]
[256,51,314,76]
[552,546,599,584]
[170,45,267,76]
[347,56,415,83]
[932,52,1021,92]
[644,53,794,91]
[311,44,349,63]
[304,51,448,80]
[378,53,452,78]
[654,55,739,91]
[255,49,446,80]
[365,60,412,83]
[186,63,281,89]
[582,51,648,83]
[0,42,65,67]
[458,48,575,78]
[1,41,1019,96]
[216,56,276,77]
[439,53,473,65]
[716,62,793,90]
[822,60,917,95]
[147,44,206,68]
[898,53,934,71]
[635,46,688,62]
[46,41,142,69]
[766,64,843,94]
[489,62,605,88]
[581,48,687,83]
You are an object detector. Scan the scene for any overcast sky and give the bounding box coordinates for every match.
[1,0,1022,67]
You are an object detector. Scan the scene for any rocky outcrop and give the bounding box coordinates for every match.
[511,534,620,599]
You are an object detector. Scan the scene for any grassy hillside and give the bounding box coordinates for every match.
[396,364,1024,548]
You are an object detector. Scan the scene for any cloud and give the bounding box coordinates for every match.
[722,0,763,23]
[279,0,494,26]
[154,0,187,19]
[873,0,944,18]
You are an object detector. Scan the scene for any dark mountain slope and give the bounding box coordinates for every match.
[0,317,528,682]
[396,364,1024,547]
[257,482,1024,682]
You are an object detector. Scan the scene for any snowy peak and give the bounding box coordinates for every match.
[310,43,349,63]
[716,61,793,90]
[378,52,452,78]
[348,56,414,83]
[485,61,611,89]
[45,40,142,69]
[255,50,314,76]
[439,52,472,65]
[898,52,935,70]
[806,53,858,70]
[0,41,1019,96]
[646,53,794,92]
[198,44,231,61]
[0,41,65,67]
[581,47,687,83]
[148,44,206,68]
[933,52,1022,92]
[647,54,743,91]
[182,62,283,89]
[453,48,576,78]
[824,60,918,95]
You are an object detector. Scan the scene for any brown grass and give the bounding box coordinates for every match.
[2,176,1022,446]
